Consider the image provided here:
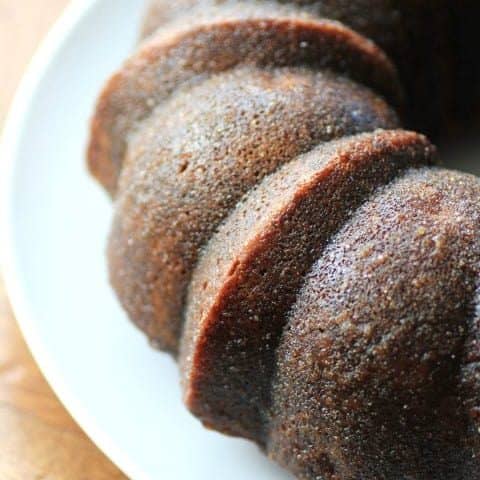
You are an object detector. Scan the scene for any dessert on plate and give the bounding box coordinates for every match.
[88,2,480,478]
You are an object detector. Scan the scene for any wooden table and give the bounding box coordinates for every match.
[0,2,127,478]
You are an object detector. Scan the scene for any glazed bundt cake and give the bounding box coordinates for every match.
[88,1,480,479]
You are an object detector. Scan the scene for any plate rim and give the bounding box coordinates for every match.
[0,1,146,478]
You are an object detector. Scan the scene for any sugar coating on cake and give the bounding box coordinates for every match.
[142,0,455,137]
[109,67,398,352]
[88,1,480,479]
[269,168,480,479]
[89,12,401,195]
[180,130,435,441]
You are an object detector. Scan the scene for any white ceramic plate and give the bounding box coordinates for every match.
[2,1,479,479]
[0,1,293,478]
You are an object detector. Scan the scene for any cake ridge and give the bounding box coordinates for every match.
[88,14,401,195]
[108,64,399,353]
[268,168,480,478]
[180,129,436,442]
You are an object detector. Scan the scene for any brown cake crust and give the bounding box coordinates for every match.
[88,15,401,195]
[88,2,480,479]
[268,168,480,479]
[142,0,455,138]
[108,65,398,353]
[180,130,435,441]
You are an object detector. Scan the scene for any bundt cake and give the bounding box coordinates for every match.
[88,1,480,478]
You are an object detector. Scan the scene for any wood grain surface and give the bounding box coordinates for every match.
[0,1,127,478]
